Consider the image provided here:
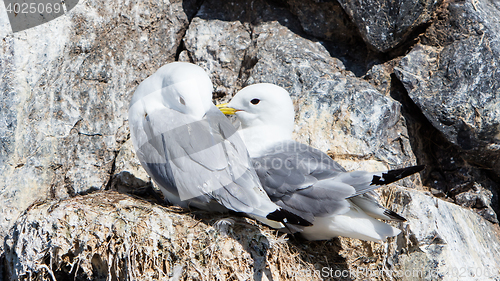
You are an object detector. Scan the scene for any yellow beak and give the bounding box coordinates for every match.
[216,103,238,115]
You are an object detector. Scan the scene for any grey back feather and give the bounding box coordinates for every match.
[140,106,267,213]
[252,141,354,221]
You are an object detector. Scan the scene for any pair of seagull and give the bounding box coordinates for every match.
[129,62,423,242]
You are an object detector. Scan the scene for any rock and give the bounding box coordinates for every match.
[282,0,358,44]
[332,186,500,280]
[430,187,446,198]
[391,189,500,280]
[184,0,420,182]
[109,138,152,192]
[3,191,326,280]
[182,11,252,96]
[0,0,199,254]
[2,0,500,279]
[336,0,442,52]
[280,0,383,76]
[363,60,401,96]
[394,0,500,223]
[454,184,497,223]
[6,189,500,281]
[181,0,310,97]
[394,0,500,177]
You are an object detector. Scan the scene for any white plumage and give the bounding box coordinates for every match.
[128,63,312,229]
[218,83,423,242]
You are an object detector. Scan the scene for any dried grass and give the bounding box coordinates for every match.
[4,191,340,281]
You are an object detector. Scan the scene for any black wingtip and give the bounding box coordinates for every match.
[371,165,425,186]
[384,209,407,222]
[267,209,313,227]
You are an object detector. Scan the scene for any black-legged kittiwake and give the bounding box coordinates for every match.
[217,83,424,241]
[128,63,312,229]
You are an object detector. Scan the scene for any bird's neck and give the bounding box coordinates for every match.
[238,125,292,158]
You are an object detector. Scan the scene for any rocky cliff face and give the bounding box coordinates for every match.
[1,0,499,280]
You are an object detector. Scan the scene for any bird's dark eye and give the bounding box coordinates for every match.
[250,98,260,105]
[179,96,185,105]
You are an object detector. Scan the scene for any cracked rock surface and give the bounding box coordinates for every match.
[0,0,198,252]
[1,0,500,280]
[395,0,500,177]
[337,0,443,52]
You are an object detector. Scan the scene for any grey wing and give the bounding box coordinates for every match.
[132,104,223,206]
[204,107,277,215]
[135,104,276,216]
[252,141,355,221]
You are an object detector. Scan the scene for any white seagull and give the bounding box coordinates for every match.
[218,83,424,242]
[128,63,312,229]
